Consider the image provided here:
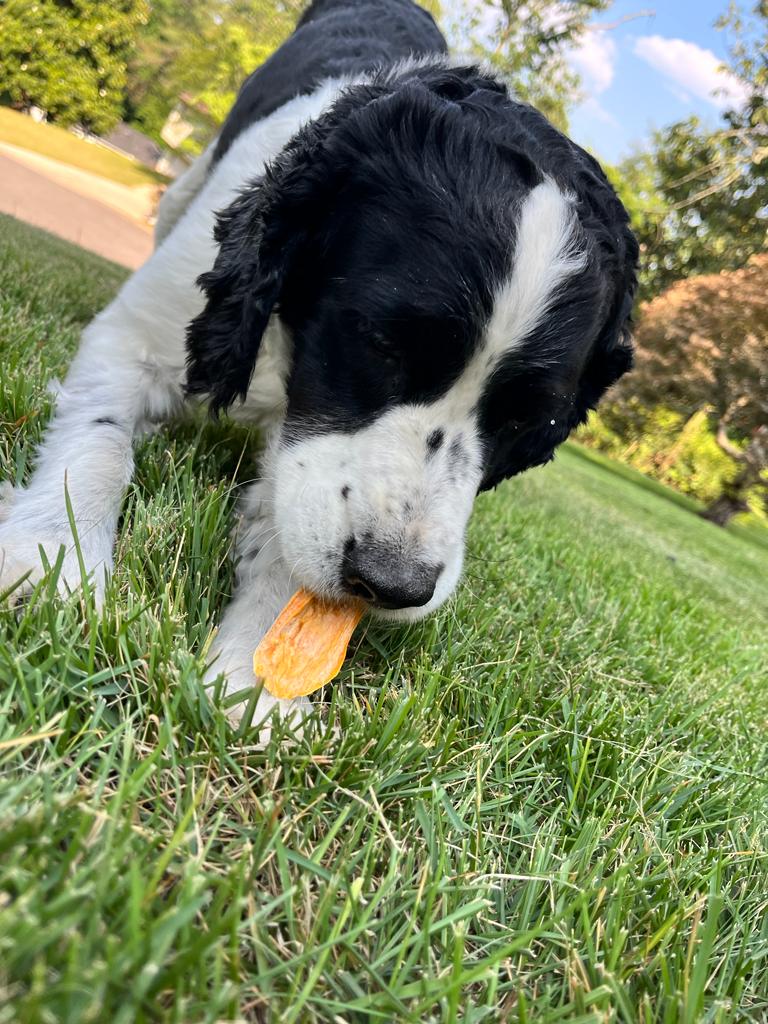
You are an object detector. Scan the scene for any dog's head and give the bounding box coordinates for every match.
[187,64,638,620]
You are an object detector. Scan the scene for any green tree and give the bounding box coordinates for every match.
[0,0,148,134]
[126,0,304,148]
[608,1,767,299]
[611,117,767,298]
[451,0,610,131]
[124,0,205,139]
[718,0,767,133]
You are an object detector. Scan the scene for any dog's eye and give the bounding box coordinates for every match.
[370,333,399,362]
[368,329,400,363]
[351,315,402,365]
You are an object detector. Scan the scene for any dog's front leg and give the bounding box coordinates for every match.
[0,303,184,601]
[204,481,312,739]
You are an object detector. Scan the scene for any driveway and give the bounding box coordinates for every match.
[0,152,153,268]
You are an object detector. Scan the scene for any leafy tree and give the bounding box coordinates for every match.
[126,0,305,147]
[181,0,305,125]
[610,117,767,299]
[124,0,206,139]
[0,0,148,134]
[608,255,768,524]
[609,2,767,299]
[718,0,767,134]
[451,0,610,131]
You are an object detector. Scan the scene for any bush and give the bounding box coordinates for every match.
[577,404,767,522]
[0,0,148,134]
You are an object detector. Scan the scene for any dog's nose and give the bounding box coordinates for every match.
[342,542,442,610]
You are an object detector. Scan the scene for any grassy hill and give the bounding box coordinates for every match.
[1,213,767,1022]
[0,107,169,188]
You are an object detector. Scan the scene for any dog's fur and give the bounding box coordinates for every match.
[0,0,637,731]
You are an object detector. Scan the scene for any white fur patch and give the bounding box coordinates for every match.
[268,405,483,621]
[485,179,587,362]
[446,180,586,413]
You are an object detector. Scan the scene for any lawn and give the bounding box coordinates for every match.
[1,213,767,1023]
[0,107,169,189]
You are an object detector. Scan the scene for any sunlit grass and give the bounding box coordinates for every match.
[0,107,169,188]
[1,214,767,1022]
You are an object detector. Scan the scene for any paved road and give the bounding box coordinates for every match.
[0,152,153,269]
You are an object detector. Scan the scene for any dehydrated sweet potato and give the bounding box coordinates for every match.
[253,588,364,699]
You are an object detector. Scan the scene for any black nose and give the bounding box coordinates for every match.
[342,542,442,610]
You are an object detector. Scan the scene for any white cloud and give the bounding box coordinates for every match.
[474,4,501,41]
[633,35,750,110]
[579,95,619,127]
[569,29,617,96]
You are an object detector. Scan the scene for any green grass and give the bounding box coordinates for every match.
[565,442,768,553]
[0,106,169,188]
[1,213,768,1023]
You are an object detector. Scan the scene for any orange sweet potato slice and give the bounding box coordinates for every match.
[253,588,364,699]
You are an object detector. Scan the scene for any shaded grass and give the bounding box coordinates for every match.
[1,215,768,1023]
[0,106,169,188]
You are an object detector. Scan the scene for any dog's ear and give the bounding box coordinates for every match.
[575,264,636,412]
[185,85,388,413]
[185,182,289,413]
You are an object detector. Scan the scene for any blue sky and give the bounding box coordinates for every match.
[567,0,747,162]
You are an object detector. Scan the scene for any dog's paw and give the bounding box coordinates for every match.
[0,516,110,604]
[203,647,313,745]
[228,687,313,745]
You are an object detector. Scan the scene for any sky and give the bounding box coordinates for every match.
[565,0,749,163]
[445,0,750,164]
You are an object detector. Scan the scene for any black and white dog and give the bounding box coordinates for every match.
[0,0,637,729]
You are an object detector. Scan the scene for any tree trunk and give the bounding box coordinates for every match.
[703,423,768,527]
[700,492,750,526]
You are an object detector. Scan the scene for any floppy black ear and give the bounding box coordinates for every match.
[185,83,389,414]
[185,184,291,414]
[576,257,637,413]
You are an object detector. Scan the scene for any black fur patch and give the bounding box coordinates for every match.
[426,429,444,456]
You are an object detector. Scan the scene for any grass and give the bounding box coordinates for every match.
[565,442,768,554]
[0,106,169,189]
[1,212,768,1022]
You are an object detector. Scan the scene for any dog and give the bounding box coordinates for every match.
[0,0,638,731]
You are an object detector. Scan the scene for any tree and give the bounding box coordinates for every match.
[126,0,304,148]
[608,1,767,299]
[718,0,767,135]
[611,255,768,525]
[0,0,148,134]
[124,0,206,140]
[445,0,610,131]
[609,117,767,299]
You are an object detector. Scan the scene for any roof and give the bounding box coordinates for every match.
[101,123,163,166]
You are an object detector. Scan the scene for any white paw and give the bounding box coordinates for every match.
[203,648,313,745]
[227,688,313,744]
[0,510,110,603]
